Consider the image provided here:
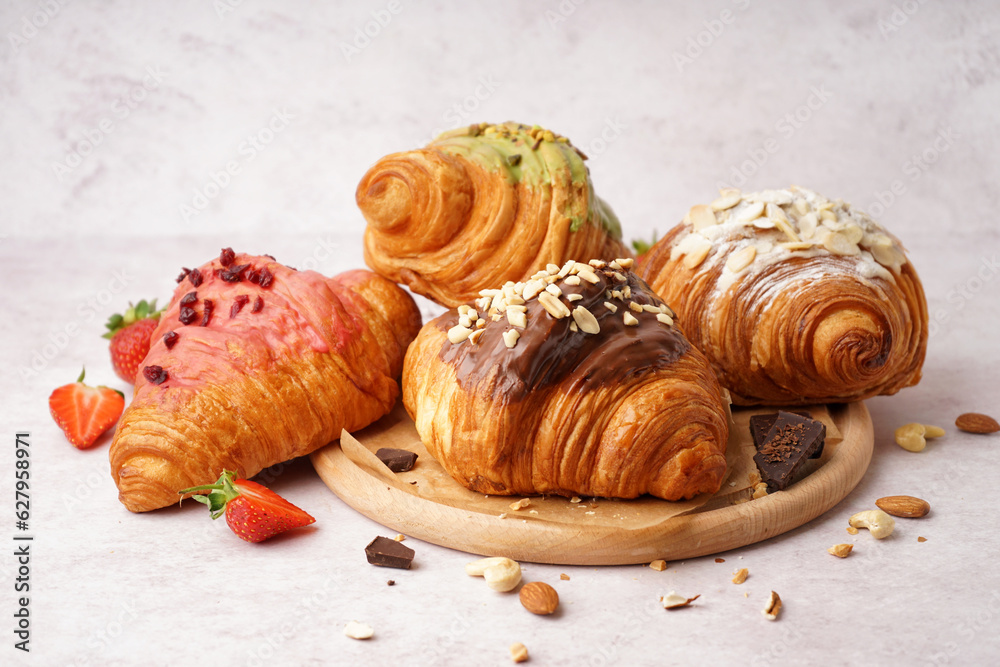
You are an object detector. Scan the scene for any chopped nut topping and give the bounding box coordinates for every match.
[448,325,473,344]
[623,312,639,326]
[649,559,667,572]
[538,292,571,319]
[604,301,618,313]
[731,568,749,584]
[509,498,531,511]
[656,313,674,326]
[571,306,601,335]
[567,294,583,302]
[564,275,581,286]
[629,302,643,313]
[503,329,520,349]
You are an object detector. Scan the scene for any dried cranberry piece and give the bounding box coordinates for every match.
[179,306,197,325]
[189,268,204,287]
[201,299,214,326]
[143,365,168,385]
[256,267,274,288]
[230,295,250,318]
[220,247,236,267]
[180,291,198,306]
[163,331,179,350]
[176,267,191,283]
[245,269,259,284]
[251,296,264,313]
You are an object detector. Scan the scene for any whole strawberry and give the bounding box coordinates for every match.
[104,299,162,384]
[49,368,125,449]
[179,471,316,543]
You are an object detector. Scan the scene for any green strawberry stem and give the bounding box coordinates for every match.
[178,470,243,519]
[103,299,163,339]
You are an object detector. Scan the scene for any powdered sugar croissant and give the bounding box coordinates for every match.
[357,121,631,307]
[110,250,421,512]
[403,258,729,501]
[637,187,928,405]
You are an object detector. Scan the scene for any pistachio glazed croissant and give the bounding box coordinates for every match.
[638,187,928,405]
[357,121,631,307]
[110,249,421,512]
[403,258,729,501]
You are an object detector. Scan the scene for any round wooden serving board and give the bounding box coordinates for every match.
[311,402,873,565]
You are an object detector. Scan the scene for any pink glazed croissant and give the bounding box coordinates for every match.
[109,249,421,512]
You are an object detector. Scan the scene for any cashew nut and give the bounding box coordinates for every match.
[849,509,895,539]
[894,423,945,452]
[465,557,522,592]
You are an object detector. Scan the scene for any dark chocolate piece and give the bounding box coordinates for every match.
[376,447,418,473]
[750,411,822,458]
[753,411,826,493]
[365,536,414,569]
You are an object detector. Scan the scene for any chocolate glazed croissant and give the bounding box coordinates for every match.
[403,258,729,501]
[638,187,928,405]
[110,250,421,512]
[357,121,631,307]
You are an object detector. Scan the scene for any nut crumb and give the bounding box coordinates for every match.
[343,620,375,640]
[560,573,570,581]
[917,536,927,542]
[762,591,782,621]
[661,592,700,610]
[510,642,529,663]
[510,498,532,511]
[393,534,406,542]
[828,544,853,558]
[570,496,582,503]
[386,580,395,586]
[731,568,748,585]
[649,559,667,571]
[714,558,725,563]
[846,526,859,535]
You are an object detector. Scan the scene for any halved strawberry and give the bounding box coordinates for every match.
[49,368,126,449]
[104,299,162,384]
[179,471,316,543]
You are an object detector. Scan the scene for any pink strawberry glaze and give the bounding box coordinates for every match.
[143,254,376,402]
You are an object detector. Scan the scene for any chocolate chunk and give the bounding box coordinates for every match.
[375,447,418,473]
[365,536,414,569]
[753,411,826,493]
[750,411,822,459]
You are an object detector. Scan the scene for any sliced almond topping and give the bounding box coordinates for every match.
[798,212,819,239]
[843,223,864,244]
[871,243,904,268]
[820,209,837,222]
[623,312,639,326]
[779,241,816,251]
[823,231,860,256]
[774,218,800,243]
[572,306,601,334]
[683,243,711,269]
[711,191,742,211]
[604,301,618,313]
[537,292,571,319]
[752,217,776,229]
[448,325,473,344]
[725,245,757,273]
[502,329,520,349]
[688,204,717,231]
[737,201,766,222]
[793,199,809,216]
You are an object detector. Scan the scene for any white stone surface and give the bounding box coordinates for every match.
[1,1,999,665]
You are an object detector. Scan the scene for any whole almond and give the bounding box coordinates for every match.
[956,413,1000,434]
[876,495,930,518]
[519,581,559,615]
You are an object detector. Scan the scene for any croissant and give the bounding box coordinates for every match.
[637,187,928,406]
[357,121,631,307]
[110,250,421,512]
[402,258,730,501]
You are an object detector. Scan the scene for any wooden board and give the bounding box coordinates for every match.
[310,402,873,565]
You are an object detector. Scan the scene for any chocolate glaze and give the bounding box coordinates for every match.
[435,267,689,401]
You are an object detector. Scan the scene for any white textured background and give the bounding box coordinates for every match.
[1,1,999,665]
